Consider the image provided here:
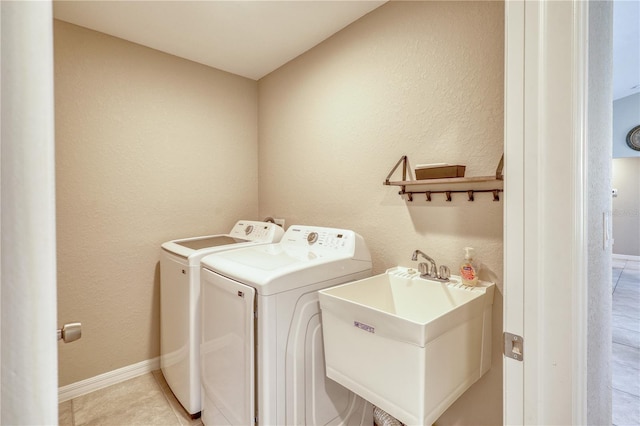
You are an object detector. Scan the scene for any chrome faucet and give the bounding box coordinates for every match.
[411,250,450,282]
[411,250,437,277]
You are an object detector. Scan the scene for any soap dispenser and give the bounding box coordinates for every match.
[460,247,479,287]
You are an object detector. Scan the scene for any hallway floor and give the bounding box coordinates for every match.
[59,370,202,426]
[612,258,640,426]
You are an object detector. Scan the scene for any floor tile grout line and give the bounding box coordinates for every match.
[612,325,640,335]
[612,340,640,350]
[612,387,640,399]
[618,276,640,280]
[612,311,640,319]
[151,372,183,425]
[611,264,640,349]
[70,398,76,426]
[612,263,640,426]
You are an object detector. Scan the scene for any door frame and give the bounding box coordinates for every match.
[0,1,58,424]
[503,1,589,424]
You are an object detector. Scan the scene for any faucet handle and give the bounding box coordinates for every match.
[438,265,451,280]
[418,262,430,277]
[418,262,438,278]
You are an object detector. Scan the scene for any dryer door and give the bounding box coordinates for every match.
[201,268,255,426]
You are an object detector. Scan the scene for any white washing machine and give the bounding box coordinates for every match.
[160,220,284,417]
[199,225,374,426]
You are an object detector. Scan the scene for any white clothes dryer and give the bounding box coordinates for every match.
[160,220,284,417]
[199,225,373,426]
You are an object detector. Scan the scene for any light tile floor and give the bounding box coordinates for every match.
[59,370,202,426]
[58,260,640,426]
[612,258,640,426]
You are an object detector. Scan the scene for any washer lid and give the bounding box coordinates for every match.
[161,220,284,261]
[172,236,243,251]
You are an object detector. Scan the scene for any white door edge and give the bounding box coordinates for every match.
[503,0,525,424]
[0,1,58,423]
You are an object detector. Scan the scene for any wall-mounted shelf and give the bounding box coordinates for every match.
[384,155,504,202]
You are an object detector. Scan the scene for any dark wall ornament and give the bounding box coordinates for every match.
[627,125,640,151]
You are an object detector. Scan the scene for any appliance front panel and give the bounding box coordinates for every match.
[160,251,194,411]
[201,269,255,426]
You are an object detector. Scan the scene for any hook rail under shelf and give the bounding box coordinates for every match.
[399,188,503,202]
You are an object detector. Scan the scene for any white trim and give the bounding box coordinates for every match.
[1,2,58,424]
[58,357,160,402]
[504,1,590,424]
[503,1,525,424]
[612,254,640,262]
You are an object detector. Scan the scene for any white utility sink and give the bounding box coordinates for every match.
[318,266,495,426]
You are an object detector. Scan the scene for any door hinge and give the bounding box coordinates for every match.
[503,332,524,361]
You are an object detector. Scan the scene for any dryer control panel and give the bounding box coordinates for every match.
[229,220,285,242]
[283,226,357,253]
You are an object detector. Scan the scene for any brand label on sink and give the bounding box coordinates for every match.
[354,321,375,333]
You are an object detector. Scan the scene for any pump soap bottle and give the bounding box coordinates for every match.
[460,247,479,287]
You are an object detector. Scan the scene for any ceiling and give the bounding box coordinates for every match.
[54,1,639,96]
[52,0,387,80]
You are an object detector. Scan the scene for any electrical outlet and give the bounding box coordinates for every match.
[274,218,285,228]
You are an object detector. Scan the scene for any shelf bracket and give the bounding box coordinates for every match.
[496,154,504,180]
[384,155,413,186]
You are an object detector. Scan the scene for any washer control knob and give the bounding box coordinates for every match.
[245,225,254,235]
[307,232,318,244]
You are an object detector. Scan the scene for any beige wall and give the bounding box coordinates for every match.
[612,157,640,256]
[258,2,504,424]
[54,20,259,386]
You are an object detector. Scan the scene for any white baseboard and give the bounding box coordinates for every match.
[613,254,640,261]
[58,357,160,402]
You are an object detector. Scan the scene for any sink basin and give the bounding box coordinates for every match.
[318,266,495,426]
